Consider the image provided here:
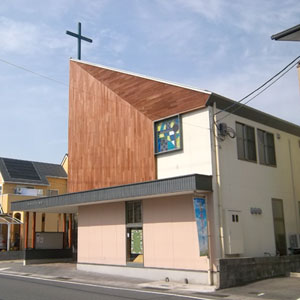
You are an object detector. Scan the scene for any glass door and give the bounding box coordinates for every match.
[272,199,287,255]
[126,201,143,264]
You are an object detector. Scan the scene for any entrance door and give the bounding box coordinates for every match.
[272,199,287,255]
[225,210,244,254]
[126,227,143,263]
[126,201,143,264]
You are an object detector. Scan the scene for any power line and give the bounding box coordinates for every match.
[182,121,210,131]
[214,55,300,116]
[0,58,68,86]
[0,57,211,131]
[217,60,298,122]
[1,55,299,125]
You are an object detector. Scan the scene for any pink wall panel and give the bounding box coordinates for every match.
[143,195,209,271]
[78,202,126,265]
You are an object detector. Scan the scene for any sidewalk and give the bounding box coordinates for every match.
[0,261,219,297]
[0,261,299,300]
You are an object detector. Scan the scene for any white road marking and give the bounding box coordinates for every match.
[0,267,10,271]
[0,271,212,300]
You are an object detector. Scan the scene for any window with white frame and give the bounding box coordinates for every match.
[47,189,59,196]
[257,129,276,166]
[236,122,257,162]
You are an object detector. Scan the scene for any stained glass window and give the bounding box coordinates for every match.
[155,116,182,154]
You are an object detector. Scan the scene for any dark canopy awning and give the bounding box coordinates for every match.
[11,174,212,213]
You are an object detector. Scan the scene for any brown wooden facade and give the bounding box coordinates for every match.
[68,60,210,193]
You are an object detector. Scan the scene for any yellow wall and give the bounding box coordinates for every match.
[61,154,68,174]
[0,174,67,250]
[26,212,64,233]
[2,176,67,196]
[1,194,39,214]
[11,212,65,250]
[47,177,67,194]
[3,183,46,195]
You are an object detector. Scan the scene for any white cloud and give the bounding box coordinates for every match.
[146,19,198,51]
[78,0,109,20]
[0,17,74,56]
[185,58,300,125]
[162,0,224,20]
[86,28,129,67]
[99,29,129,54]
[0,17,39,54]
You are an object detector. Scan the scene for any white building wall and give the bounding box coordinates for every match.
[156,106,300,258]
[216,112,300,257]
[157,108,213,179]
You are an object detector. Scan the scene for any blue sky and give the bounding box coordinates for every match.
[0,0,299,164]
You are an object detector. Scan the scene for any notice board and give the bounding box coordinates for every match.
[36,232,63,249]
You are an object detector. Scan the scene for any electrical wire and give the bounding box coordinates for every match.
[182,121,210,130]
[1,56,298,129]
[214,55,300,116]
[0,57,219,136]
[217,60,298,122]
[0,58,68,86]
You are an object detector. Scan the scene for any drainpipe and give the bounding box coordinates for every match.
[24,212,29,249]
[31,212,36,249]
[7,224,10,251]
[212,103,225,258]
[288,139,299,242]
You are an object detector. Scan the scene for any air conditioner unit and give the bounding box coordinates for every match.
[15,187,22,194]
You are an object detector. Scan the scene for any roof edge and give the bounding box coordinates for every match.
[271,24,300,40]
[11,174,212,211]
[60,153,68,166]
[3,181,50,187]
[207,93,300,137]
[70,59,212,95]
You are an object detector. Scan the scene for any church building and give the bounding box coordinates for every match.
[12,59,300,288]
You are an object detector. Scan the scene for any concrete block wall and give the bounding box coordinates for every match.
[219,256,300,288]
[0,250,24,261]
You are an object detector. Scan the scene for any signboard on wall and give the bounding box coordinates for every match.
[36,232,63,249]
[193,197,208,256]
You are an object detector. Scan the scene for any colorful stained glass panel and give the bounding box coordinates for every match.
[155,116,181,153]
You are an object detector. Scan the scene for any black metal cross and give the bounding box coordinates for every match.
[66,22,93,60]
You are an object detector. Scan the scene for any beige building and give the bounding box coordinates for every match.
[11,60,300,288]
[0,156,68,250]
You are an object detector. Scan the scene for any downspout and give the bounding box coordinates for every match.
[7,224,10,252]
[212,102,225,258]
[288,139,299,242]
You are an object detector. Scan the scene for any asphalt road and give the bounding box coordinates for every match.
[1,262,300,300]
[0,273,208,300]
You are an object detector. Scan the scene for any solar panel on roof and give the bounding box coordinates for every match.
[3,158,41,181]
